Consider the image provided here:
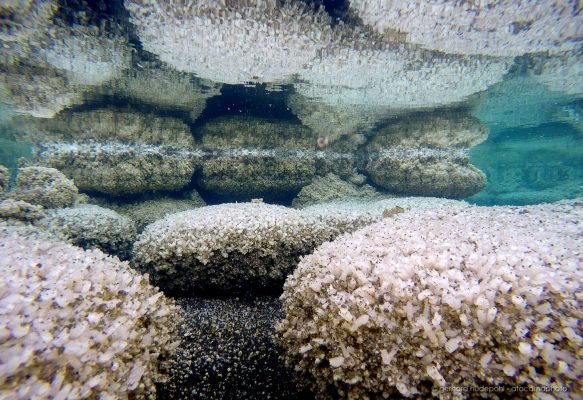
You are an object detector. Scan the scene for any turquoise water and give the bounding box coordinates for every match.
[469,121,583,205]
[467,74,582,205]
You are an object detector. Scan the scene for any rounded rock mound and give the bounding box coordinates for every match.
[37,204,137,260]
[9,166,78,209]
[132,202,334,295]
[117,196,206,232]
[22,109,201,196]
[197,116,315,201]
[277,201,582,399]
[364,113,488,199]
[301,197,466,236]
[0,199,45,221]
[366,150,486,199]
[349,0,582,57]
[0,235,181,399]
[291,173,383,209]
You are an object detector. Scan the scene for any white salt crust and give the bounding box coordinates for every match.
[125,0,333,85]
[0,235,181,399]
[349,0,582,57]
[294,44,510,109]
[301,197,466,235]
[125,0,510,110]
[10,167,78,209]
[277,200,582,399]
[37,24,131,86]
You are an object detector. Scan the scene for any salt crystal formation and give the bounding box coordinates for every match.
[285,23,509,141]
[0,199,45,221]
[125,0,333,85]
[0,235,182,399]
[125,0,510,110]
[277,200,582,399]
[37,205,137,260]
[301,197,465,236]
[9,167,78,209]
[22,109,200,195]
[0,0,57,65]
[349,0,583,56]
[33,24,131,86]
[365,113,488,198]
[292,173,382,209]
[294,31,510,110]
[1,2,131,117]
[132,202,334,295]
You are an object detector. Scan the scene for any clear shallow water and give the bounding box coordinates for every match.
[2,77,581,206]
[468,121,583,205]
[0,1,581,206]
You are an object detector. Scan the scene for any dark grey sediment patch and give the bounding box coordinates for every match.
[157,296,315,400]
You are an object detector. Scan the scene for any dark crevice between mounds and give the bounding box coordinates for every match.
[84,185,199,205]
[301,0,357,27]
[188,165,222,206]
[192,84,301,135]
[190,163,262,206]
[192,183,299,207]
[139,252,306,300]
[142,270,289,301]
[189,85,313,206]
[161,284,287,302]
[73,94,196,123]
[55,0,128,27]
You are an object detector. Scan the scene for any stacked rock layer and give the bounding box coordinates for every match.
[19,109,201,195]
[197,116,317,200]
[365,112,489,198]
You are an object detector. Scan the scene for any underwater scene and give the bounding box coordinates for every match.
[0,1,582,399]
